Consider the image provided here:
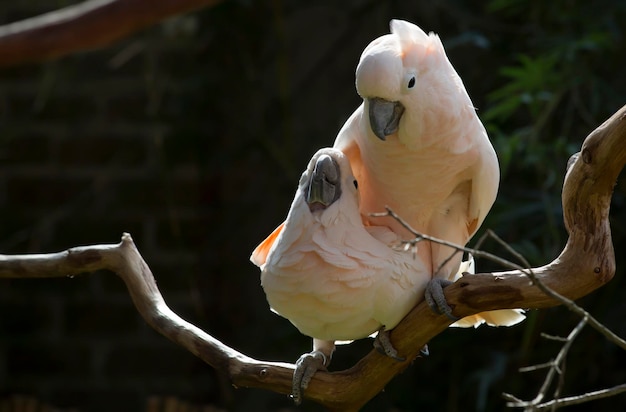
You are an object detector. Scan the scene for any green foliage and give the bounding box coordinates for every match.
[486,53,561,124]
[480,0,626,264]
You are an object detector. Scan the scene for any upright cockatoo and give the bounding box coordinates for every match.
[251,148,431,403]
[333,20,520,321]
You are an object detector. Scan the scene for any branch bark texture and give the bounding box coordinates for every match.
[0,105,624,410]
[0,0,222,67]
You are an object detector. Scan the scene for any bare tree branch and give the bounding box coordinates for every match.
[479,230,626,351]
[0,0,223,67]
[505,382,626,411]
[503,318,588,410]
[533,384,626,410]
[0,105,625,410]
[0,234,298,397]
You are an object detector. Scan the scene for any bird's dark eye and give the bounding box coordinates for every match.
[353,180,358,189]
[408,76,416,88]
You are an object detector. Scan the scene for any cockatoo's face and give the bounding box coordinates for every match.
[356,34,409,140]
[299,148,359,214]
[355,20,450,141]
[250,149,361,269]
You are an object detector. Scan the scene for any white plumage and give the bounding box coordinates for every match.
[251,148,429,341]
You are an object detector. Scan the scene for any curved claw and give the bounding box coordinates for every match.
[373,327,405,361]
[425,278,460,321]
[292,350,328,405]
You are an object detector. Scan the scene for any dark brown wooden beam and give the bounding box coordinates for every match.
[0,0,223,67]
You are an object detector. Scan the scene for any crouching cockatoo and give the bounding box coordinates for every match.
[250,148,519,403]
[251,148,432,403]
[333,19,525,322]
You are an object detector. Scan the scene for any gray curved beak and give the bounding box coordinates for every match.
[306,154,341,211]
[368,97,405,140]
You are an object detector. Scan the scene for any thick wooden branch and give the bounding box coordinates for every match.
[0,0,222,67]
[0,105,624,410]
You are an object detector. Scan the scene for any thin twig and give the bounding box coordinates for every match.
[534,383,626,410]
[504,319,587,410]
[376,207,626,352]
[540,333,569,342]
[531,318,587,407]
[519,362,554,373]
[484,229,532,269]
[371,208,529,272]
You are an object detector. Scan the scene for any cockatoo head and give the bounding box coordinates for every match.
[250,148,361,268]
[299,148,360,221]
[356,19,465,145]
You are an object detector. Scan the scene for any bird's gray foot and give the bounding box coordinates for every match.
[425,278,460,321]
[292,350,329,405]
[373,326,406,361]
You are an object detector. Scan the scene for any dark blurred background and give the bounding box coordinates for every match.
[0,0,625,411]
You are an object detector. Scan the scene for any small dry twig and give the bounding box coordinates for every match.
[503,318,587,410]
